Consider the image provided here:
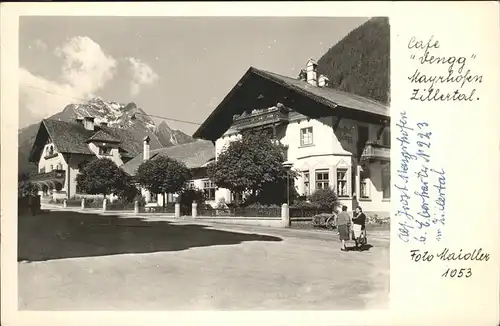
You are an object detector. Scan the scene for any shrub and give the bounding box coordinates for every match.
[134,194,146,207]
[308,188,339,210]
[178,188,205,208]
[290,200,320,209]
[246,202,280,209]
[85,197,105,207]
[216,197,228,209]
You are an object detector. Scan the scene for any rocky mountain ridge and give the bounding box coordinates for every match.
[18,97,194,176]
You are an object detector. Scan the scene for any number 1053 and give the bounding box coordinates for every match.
[442,268,472,278]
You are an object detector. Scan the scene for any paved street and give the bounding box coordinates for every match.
[18,210,389,310]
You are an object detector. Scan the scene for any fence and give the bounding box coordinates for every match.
[66,199,82,207]
[106,202,136,211]
[289,207,333,218]
[84,199,105,209]
[138,205,177,214]
[198,206,281,218]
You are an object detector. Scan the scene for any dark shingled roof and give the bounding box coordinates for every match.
[121,140,215,176]
[192,66,389,141]
[86,130,121,143]
[256,69,389,117]
[29,119,144,162]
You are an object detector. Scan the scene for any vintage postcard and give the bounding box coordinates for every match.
[1,2,499,326]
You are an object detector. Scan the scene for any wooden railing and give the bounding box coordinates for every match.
[232,107,289,130]
[361,143,390,162]
[29,169,65,183]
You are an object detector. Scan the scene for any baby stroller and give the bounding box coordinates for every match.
[351,224,368,246]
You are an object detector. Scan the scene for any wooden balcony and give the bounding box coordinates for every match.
[30,169,66,184]
[360,143,390,162]
[44,152,59,160]
[232,107,289,131]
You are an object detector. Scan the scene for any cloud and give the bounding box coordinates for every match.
[19,36,117,123]
[126,57,159,97]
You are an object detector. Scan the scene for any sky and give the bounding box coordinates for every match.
[19,16,369,135]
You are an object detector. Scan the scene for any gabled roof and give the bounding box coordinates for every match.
[121,140,215,176]
[86,130,121,143]
[29,119,144,162]
[258,69,388,116]
[193,67,389,141]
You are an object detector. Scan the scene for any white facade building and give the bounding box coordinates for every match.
[195,60,391,216]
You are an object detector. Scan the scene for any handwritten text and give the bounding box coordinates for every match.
[395,111,446,244]
[407,35,483,102]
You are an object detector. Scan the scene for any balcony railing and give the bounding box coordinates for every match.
[44,152,59,160]
[360,143,390,162]
[232,107,289,130]
[30,169,66,183]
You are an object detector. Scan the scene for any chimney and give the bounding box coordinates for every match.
[83,117,95,131]
[143,136,151,161]
[318,75,330,87]
[306,59,318,86]
[298,69,307,82]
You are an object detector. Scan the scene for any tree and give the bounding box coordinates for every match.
[178,188,205,207]
[135,155,191,206]
[75,158,123,198]
[113,170,140,203]
[317,17,389,104]
[18,181,38,197]
[207,131,296,204]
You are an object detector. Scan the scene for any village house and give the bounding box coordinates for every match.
[120,139,215,206]
[193,59,391,216]
[27,116,155,200]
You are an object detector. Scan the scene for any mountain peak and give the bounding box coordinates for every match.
[19,97,195,176]
[158,120,171,129]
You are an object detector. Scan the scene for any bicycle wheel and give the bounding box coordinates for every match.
[326,216,336,230]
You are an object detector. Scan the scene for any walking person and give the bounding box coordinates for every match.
[352,206,367,250]
[337,205,351,251]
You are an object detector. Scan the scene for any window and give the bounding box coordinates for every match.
[382,129,391,146]
[56,163,63,170]
[382,164,391,199]
[300,127,313,146]
[360,172,370,199]
[315,170,329,190]
[303,171,310,196]
[49,164,54,172]
[203,180,216,201]
[39,167,45,173]
[187,180,195,189]
[337,168,349,197]
[99,147,112,155]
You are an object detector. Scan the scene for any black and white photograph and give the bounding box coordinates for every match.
[17,15,390,311]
